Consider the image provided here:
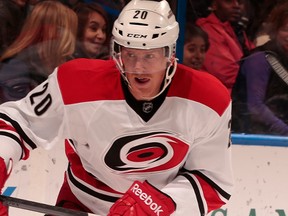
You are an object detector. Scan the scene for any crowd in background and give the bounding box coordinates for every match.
[0,0,288,136]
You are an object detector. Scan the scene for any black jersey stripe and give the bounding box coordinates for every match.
[67,165,119,203]
[181,173,205,215]
[0,131,24,159]
[185,169,231,200]
[0,113,37,149]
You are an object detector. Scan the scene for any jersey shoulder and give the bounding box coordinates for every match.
[57,58,125,104]
[168,64,230,116]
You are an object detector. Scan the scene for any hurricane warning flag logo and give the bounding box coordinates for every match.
[104,132,189,173]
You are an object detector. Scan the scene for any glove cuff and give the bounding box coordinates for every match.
[143,180,176,213]
[0,157,11,192]
[126,181,175,216]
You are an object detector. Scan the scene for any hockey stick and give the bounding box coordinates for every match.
[0,195,99,216]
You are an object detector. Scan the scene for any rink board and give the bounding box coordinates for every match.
[3,136,288,216]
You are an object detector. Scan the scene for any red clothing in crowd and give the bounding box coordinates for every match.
[196,13,255,94]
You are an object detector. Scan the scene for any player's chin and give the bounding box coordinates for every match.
[130,86,155,100]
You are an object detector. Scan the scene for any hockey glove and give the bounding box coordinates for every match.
[0,157,9,216]
[108,180,176,216]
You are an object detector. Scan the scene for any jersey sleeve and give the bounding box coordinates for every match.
[162,102,233,215]
[0,68,66,166]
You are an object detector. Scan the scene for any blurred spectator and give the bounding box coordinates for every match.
[27,0,42,11]
[0,0,29,55]
[88,0,126,25]
[196,0,254,94]
[28,0,40,4]
[232,1,288,135]
[59,0,84,8]
[230,0,252,56]
[61,0,125,24]
[91,0,126,10]
[246,0,286,46]
[185,0,212,23]
[182,23,210,70]
[0,1,77,103]
[72,2,111,59]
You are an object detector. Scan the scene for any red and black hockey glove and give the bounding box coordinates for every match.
[0,157,9,216]
[108,180,176,216]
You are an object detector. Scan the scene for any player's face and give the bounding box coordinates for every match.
[183,36,207,70]
[121,47,168,100]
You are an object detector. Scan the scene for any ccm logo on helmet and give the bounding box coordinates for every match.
[127,33,147,38]
[131,183,164,215]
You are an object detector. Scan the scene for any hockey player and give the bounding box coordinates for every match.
[0,0,234,215]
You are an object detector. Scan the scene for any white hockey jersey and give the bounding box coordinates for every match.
[0,58,233,216]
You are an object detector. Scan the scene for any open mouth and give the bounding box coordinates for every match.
[135,77,150,84]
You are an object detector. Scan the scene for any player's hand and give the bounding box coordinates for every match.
[108,180,176,216]
[0,157,9,216]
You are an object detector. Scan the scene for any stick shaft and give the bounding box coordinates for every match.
[0,195,98,216]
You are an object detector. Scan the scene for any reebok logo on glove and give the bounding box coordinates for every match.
[129,182,164,216]
[109,181,175,216]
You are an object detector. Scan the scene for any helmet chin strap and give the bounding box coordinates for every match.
[113,54,177,101]
[113,52,130,86]
[143,58,177,101]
